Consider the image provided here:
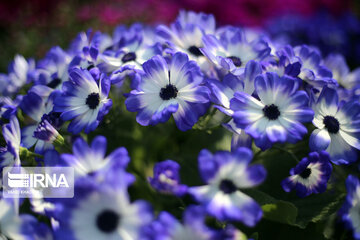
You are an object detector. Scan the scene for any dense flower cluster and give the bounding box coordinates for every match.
[0,10,360,240]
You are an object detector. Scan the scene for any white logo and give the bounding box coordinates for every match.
[8,172,69,188]
[3,167,74,198]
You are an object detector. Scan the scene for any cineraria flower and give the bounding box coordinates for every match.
[188,147,266,226]
[60,136,131,179]
[281,151,332,197]
[231,72,314,150]
[68,30,112,73]
[156,11,215,71]
[143,206,216,240]
[339,175,360,240]
[293,45,337,90]
[69,30,112,57]
[35,46,71,89]
[54,68,112,134]
[207,60,262,116]
[309,87,360,164]
[201,26,270,75]
[0,96,19,120]
[2,116,21,166]
[98,32,162,85]
[125,52,209,131]
[53,181,152,240]
[323,53,360,100]
[222,120,252,151]
[176,10,216,34]
[2,55,35,96]
[149,160,187,196]
[207,61,262,150]
[0,199,38,239]
[21,90,61,153]
[263,45,301,79]
[33,118,60,144]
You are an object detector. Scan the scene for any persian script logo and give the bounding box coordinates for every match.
[3,167,74,198]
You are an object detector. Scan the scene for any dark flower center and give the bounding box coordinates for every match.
[219,179,237,194]
[86,92,100,109]
[227,56,242,67]
[299,168,312,179]
[87,64,95,70]
[96,209,120,233]
[188,46,203,57]
[47,78,61,89]
[121,52,137,63]
[159,84,178,100]
[263,104,281,120]
[323,115,340,134]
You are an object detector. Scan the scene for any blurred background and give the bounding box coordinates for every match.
[0,0,359,72]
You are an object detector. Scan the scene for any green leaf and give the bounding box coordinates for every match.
[291,192,346,228]
[244,189,298,225]
[262,201,298,225]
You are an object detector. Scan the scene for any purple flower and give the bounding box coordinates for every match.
[293,45,337,91]
[21,90,61,153]
[98,28,162,86]
[143,206,216,240]
[188,147,266,226]
[33,118,59,143]
[156,11,216,72]
[339,175,360,240]
[52,179,152,240]
[1,55,35,96]
[54,68,112,134]
[231,72,314,150]
[149,160,187,196]
[60,136,131,182]
[201,26,270,76]
[0,199,39,239]
[125,52,209,131]
[2,116,21,166]
[281,151,332,198]
[309,87,360,164]
[34,46,71,89]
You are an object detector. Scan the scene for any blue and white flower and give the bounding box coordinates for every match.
[293,45,337,91]
[149,159,187,196]
[201,26,270,76]
[60,136,131,180]
[35,46,71,89]
[98,32,162,85]
[207,60,262,116]
[0,199,38,240]
[264,45,302,79]
[33,117,60,144]
[207,61,262,150]
[144,206,216,240]
[339,175,360,240]
[54,68,112,134]
[53,180,152,240]
[309,87,360,164]
[68,30,112,72]
[231,72,314,150]
[20,90,61,153]
[156,11,216,72]
[281,151,332,197]
[0,96,19,121]
[188,147,266,226]
[323,53,360,100]
[125,52,209,131]
[2,55,35,96]
[2,116,21,166]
